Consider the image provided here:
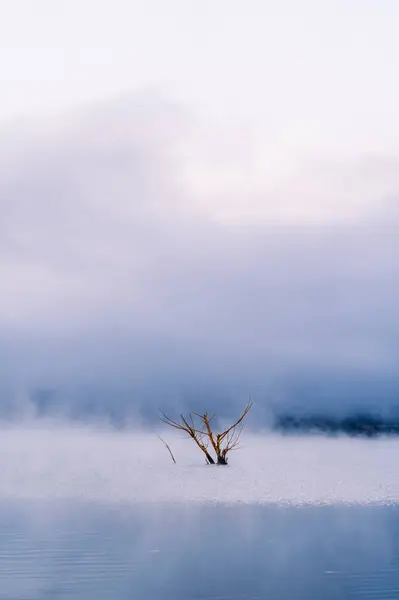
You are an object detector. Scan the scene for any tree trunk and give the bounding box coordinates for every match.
[205,452,215,464]
[217,455,228,465]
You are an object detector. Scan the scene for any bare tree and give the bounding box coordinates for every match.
[159,399,253,465]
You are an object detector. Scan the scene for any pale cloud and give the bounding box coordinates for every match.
[179,129,399,223]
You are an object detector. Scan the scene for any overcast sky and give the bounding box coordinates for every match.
[1,0,399,220]
[1,1,399,412]
[1,1,398,133]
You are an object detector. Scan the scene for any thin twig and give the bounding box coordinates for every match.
[158,435,176,464]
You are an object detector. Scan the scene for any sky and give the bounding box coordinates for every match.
[1,1,399,418]
[1,0,398,224]
[1,1,399,131]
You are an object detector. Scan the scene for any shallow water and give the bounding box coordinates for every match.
[1,502,399,599]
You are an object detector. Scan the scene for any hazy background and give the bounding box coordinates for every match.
[1,0,399,424]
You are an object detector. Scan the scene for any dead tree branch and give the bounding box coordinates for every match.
[158,398,253,465]
[158,435,177,464]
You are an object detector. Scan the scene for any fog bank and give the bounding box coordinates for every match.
[1,94,399,421]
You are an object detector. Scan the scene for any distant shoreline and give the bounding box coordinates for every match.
[275,414,399,437]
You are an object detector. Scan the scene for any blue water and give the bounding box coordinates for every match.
[1,502,399,599]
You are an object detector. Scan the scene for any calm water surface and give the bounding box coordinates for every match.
[1,502,399,599]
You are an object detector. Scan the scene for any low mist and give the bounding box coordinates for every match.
[1,420,398,505]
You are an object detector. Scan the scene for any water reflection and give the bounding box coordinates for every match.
[0,502,399,599]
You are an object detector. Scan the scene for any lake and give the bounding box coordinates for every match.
[1,502,399,599]
[1,422,399,599]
